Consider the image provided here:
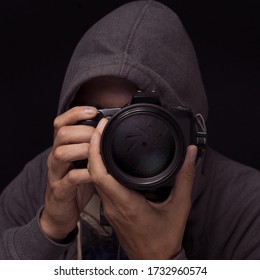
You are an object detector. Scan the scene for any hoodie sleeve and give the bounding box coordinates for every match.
[0,149,76,259]
[173,249,187,260]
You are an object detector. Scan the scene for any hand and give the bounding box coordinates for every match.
[40,106,98,242]
[88,118,197,259]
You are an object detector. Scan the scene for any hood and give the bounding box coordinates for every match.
[57,0,208,119]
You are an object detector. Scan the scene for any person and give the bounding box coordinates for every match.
[0,0,260,260]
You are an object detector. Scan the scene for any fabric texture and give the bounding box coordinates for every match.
[0,0,260,259]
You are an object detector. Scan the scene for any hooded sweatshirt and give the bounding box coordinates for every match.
[0,0,260,260]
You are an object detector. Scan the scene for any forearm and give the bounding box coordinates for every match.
[0,207,77,260]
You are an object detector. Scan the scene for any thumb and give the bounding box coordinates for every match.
[170,145,198,207]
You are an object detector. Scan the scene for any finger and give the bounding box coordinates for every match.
[53,106,97,133]
[95,117,109,135]
[49,143,89,179]
[48,169,93,200]
[63,168,92,188]
[54,125,95,148]
[88,119,115,183]
[169,145,197,208]
[88,118,108,175]
[88,119,137,204]
[54,143,89,162]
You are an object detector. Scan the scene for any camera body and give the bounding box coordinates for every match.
[78,96,206,198]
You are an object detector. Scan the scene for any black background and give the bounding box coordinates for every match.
[1,0,259,192]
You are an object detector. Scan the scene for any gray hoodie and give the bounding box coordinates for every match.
[0,0,260,259]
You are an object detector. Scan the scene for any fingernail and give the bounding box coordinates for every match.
[97,118,107,129]
[188,146,198,162]
[84,107,97,114]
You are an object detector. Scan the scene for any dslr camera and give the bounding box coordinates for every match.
[77,94,206,200]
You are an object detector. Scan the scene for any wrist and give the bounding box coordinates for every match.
[40,209,76,243]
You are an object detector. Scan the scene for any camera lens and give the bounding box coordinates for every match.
[101,104,185,190]
[111,114,175,178]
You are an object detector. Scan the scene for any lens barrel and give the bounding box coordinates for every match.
[101,103,186,190]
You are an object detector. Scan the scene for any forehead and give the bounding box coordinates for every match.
[71,76,138,108]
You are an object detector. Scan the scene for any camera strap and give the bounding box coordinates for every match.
[195,113,207,163]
